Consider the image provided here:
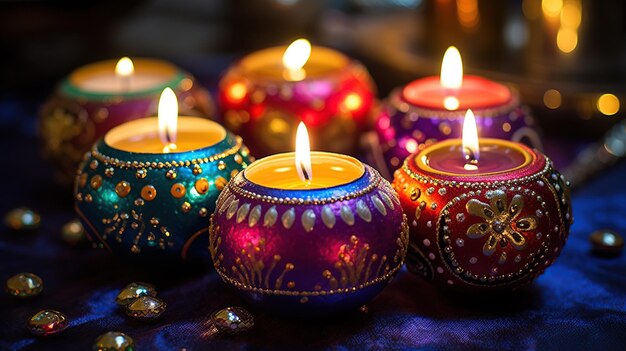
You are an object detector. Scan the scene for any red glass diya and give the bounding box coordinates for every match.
[393,138,573,291]
[218,40,376,157]
[40,57,213,184]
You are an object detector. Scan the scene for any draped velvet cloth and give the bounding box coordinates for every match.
[1,99,625,351]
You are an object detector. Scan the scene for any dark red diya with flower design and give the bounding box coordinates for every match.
[393,138,573,291]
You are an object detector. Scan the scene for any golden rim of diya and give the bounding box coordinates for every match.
[412,138,535,178]
[223,164,391,206]
[400,154,553,189]
[387,85,521,119]
[88,136,245,170]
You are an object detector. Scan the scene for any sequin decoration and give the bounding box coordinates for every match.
[28,309,68,336]
[195,178,209,194]
[141,185,157,201]
[93,331,135,351]
[6,272,43,298]
[115,181,131,198]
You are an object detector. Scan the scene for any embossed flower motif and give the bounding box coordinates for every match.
[465,190,537,256]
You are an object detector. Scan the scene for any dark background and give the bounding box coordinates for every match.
[1,1,625,350]
[1,0,625,139]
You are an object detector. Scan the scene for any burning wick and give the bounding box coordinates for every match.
[115,57,134,93]
[462,109,480,171]
[440,46,463,111]
[158,87,178,153]
[295,121,313,184]
[283,39,311,82]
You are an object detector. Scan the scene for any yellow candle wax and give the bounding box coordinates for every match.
[239,45,349,81]
[105,117,225,153]
[70,58,178,94]
[244,152,364,190]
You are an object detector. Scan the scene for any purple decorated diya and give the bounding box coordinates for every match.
[41,57,213,184]
[370,47,541,179]
[210,123,408,315]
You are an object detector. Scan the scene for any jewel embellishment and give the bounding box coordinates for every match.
[465,190,537,256]
[28,310,68,336]
[6,272,43,298]
[125,296,166,321]
[115,282,157,306]
[321,206,336,229]
[211,306,254,335]
[93,331,135,351]
[249,205,262,227]
[301,209,316,232]
[281,208,295,229]
[264,206,278,227]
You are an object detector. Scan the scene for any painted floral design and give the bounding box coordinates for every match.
[465,190,537,256]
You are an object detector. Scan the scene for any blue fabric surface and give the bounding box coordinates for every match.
[1,125,626,350]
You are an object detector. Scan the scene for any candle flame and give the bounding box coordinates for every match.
[462,109,480,169]
[115,57,134,77]
[295,121,312,183]
[440,46,463,89]
[283,39,311,81]
[158,87,178,153]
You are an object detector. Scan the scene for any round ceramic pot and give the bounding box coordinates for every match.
[392,139,573,292]
[41,58,214,184]
[218,46,376,157]
[210,155,408,315]
[74,120,251,264]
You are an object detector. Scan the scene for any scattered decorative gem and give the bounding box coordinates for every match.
[27,309,68,336]
[125,296,166,321]
[61,218,85,245]
[589,229,624,256]
[93,331,135,351]
[6,272,43,298]
[115,282,157,306]
[4,207,41,231]
[211,307,254,335]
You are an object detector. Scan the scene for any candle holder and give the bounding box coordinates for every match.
[74,119,251,263]
[209,154,408,315]
[370,84,541,178]
[41,58,213,185]
[392,139,572,292]
[218,46,376,157]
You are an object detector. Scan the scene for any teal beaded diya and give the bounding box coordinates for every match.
[74,111,252,263]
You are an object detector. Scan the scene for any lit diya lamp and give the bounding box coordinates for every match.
[210,122,407,315]
[41,57,213,184]
[219,39,376,157]
[74,88,251,264]
[371,46,541,178]
[393,110,572,291]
